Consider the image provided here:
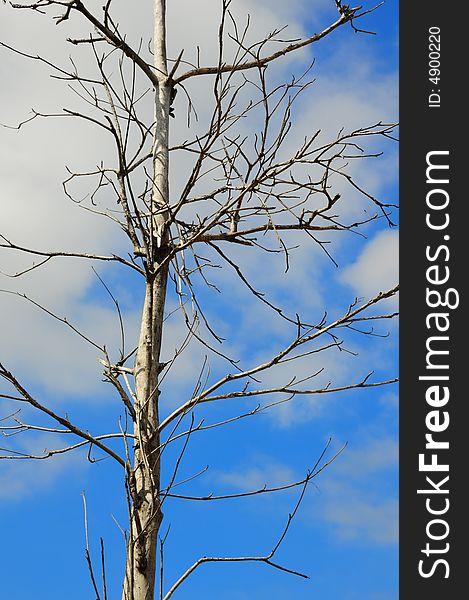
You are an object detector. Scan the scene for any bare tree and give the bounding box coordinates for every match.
[0,1,398,599]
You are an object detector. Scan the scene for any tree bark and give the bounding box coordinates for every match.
[122,1,170,598]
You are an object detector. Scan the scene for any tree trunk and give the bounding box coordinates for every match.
[122,1,170,598]
[122,274,168,600]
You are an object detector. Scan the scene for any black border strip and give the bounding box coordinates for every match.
[400,3,467,596]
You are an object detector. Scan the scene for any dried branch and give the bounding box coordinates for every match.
[82,491,102,600]
[1,1,398,597]
[0,364,127,468]
[173,6,360,84]
[159,286,398,431]
[0,235,144,274]
[166,438,344,502]
[162,439,341,599]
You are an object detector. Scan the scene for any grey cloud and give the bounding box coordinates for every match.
[1,2,397,404]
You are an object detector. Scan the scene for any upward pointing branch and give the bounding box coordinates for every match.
[174,6,359,84]
[72,0,160,87]
[159,286,398,431]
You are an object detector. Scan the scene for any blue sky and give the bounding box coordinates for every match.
[0,1,398,598]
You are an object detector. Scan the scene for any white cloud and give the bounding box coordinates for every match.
[310,436,398,545]
[322,490,398,544]
[264,350,366,427]
[1,2,398,411]
[339,229,399,303]
[0,274,142,397]
[332,436,398,476]
[0,435,86,500]
[215,455,296,492]
[210,435,398,546]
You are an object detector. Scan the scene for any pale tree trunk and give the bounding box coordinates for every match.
[122,1,170,598]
